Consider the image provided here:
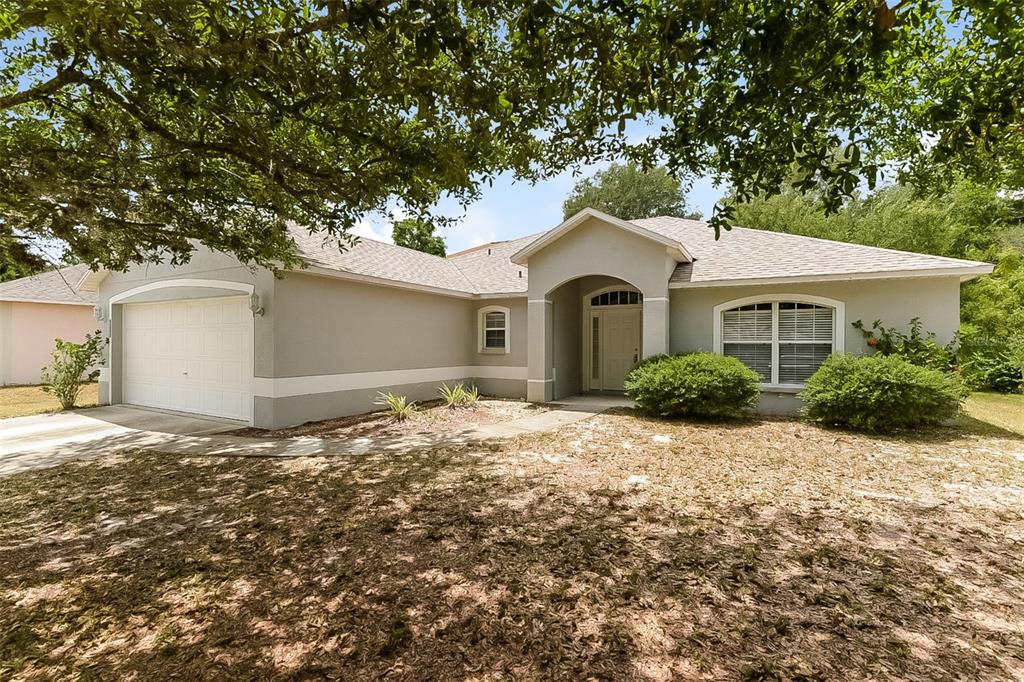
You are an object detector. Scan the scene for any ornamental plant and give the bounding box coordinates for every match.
[800,354,963,432]
[624,353,761,420]
[852,317,957,372]
[40,330,106,410]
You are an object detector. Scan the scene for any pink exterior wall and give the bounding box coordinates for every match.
[0,302,97,385]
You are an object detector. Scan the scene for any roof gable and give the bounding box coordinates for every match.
[509,208,692,266]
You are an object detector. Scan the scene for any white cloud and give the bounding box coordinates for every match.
[351,218,393,244]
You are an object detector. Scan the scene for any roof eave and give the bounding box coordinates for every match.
[669,264,995,289]
[0,297,95,306]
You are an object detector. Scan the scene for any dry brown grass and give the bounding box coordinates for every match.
[0,383,99,419]
[232,397,547,440]
[1,413,1022,680]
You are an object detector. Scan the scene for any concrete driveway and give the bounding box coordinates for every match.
[0,406,240,477]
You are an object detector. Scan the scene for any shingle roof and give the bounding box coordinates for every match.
[0,265,96,305]
[284,215,990,296]
[448,233,537,294]
[632,217,992,286]
[288,226,475,293]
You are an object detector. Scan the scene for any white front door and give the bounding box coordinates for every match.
[122,296,253,421]
[591,307,642,391]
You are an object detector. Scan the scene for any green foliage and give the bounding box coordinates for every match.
[437,382,478,409]
[800,354,963,433]
[624,353,761,420]
[40,331,106,410]
[1,226,46,282]
[852,318,957,372]
[563,163,699,220]
[374,392,416,422]
[959,346,1023,394]
[733,181,1012,261]
[392,219,446,257]
[2,2,1018,267]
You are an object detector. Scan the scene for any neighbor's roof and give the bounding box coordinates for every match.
[632,217,994,287]
[0,265,97,305]
[285,215,992,296]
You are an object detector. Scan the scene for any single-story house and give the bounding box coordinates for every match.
[78,208,993,428]
[0,264,99,386]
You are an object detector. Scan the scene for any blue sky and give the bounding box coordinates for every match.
[354,164,728,254]
[354,116,730,253]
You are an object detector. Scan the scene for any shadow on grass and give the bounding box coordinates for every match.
[612,406,1024,445]
[1,443,1021,680]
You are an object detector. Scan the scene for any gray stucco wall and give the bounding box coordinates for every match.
[669,276,962,416]
[669,277,962,354]
[96,253,530,428]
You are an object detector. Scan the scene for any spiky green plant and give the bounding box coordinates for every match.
[374,391,417,421]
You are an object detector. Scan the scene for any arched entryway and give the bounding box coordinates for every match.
[534,274,661,401]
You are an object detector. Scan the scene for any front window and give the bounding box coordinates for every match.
[721,301,836,385]
[479,306,510,353]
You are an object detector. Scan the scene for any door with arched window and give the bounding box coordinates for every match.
[584,287,643,391]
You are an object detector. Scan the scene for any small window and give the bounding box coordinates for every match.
[478,306,510,353]
[590,290,642,306]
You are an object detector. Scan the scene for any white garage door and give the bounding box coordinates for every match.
[122,296,252,421]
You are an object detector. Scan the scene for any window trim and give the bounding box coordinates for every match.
[478,305,511,354]
[712,294,845,388]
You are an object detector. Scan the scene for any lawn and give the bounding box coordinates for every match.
[0,383,99,419]
[965,391,1024,435]
[1,411,1022,680]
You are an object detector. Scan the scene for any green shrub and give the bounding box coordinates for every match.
[438,382,479,408]
[40,331,106,410]
[799,354,964,432]
[624,352,761,419]
[374,391,416,421]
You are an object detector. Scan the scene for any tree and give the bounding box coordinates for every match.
[562,163,699,221]
[1,226,46,282]
[392,219,446,257]
[1,2,1020,271]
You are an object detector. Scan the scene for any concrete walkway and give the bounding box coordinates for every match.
[0,396,632,476]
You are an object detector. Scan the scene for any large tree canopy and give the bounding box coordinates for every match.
[563,162,699,220]
[1,1,1020,271]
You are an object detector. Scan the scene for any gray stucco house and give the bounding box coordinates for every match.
[78,208,992,428]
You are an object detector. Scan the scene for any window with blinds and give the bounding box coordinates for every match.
[484,311,506,349]
[721,301,835,385]
[778,303,833,383]
[479,306,510,352]
[722,303,772,381]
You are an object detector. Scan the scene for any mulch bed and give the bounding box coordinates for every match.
[1,413,1022,680]
[231,397,549,440]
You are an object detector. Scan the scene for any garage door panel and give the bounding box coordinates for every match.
[123,295,252,421]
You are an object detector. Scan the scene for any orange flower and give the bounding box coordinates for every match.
[867,337,878,347]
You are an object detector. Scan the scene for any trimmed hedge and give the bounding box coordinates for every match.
[624,352,761,419]
[800,353,963,432]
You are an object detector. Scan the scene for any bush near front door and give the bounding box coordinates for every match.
[624,353,761,420]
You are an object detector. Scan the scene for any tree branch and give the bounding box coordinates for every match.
[0,66,86,110]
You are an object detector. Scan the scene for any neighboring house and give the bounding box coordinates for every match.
[0,265,98,386]
[78,208,993,428]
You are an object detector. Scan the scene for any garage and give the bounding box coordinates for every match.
[121,296,253,421]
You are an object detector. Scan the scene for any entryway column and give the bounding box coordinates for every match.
[642,295,670,358]
[527,297,553,402]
